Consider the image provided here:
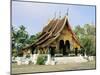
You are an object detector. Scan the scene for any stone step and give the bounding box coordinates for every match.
[54,56,88,64]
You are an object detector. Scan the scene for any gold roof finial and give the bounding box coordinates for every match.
[54,12,56,18]
[66,8,69,16]
[59,11,61,18]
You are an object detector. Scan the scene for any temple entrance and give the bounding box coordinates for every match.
[50,47,55,57]
[32,46,35,54]
[59,40,65,55]
[65,40,70,55]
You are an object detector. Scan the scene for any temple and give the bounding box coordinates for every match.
[22,15,82,57]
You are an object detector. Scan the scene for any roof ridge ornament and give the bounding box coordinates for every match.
[59,11,61,19]
[66,8,69,16]
[54,12,56,19]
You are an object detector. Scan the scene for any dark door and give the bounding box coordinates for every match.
[65,40,70,55]
[59,40,65,55]
[50,47,55,57]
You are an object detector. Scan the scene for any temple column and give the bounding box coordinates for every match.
[56,42,60,54]
[45,47,52,65]
[44,48,47,54]
[84,48,87,58]
[32,48,39,64]
[75,48,78,56]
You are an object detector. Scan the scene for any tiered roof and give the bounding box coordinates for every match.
[23,16,81,49]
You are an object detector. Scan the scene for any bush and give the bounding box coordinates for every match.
[36,55,47,65]
[12,49,17,57]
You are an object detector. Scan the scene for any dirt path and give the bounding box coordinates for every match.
[11,61,96,74]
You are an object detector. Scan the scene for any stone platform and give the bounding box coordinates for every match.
[54,56,88,64]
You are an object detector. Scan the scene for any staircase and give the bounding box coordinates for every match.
[54,56,88,64]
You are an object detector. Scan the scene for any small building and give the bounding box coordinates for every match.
[22,15,81,56]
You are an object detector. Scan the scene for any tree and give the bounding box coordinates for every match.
[80,36,95,56]
[84,24,96,35]
[12,26,17,57]
[12,25,29,56]
[16,25,29,47]
[27,32,41,44]
[12,25,41,57]
[27,35,36,44]
[73,24,96,56]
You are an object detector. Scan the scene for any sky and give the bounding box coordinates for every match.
[12,1,96,35]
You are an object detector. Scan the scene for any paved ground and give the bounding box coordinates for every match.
[11,61,96,75]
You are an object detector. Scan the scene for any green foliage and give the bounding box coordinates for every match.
[12,48,17,57]
[12,25,41,57]
[26,32,41,44]
[36,55,47,65]
[12,25,29,49]
[74,24,96,56]
[27,35,37,44]
[81,37,95,56]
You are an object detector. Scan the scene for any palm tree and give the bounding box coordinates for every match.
[12,25,29,56]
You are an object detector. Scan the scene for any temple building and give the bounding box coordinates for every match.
[22,15,82,57]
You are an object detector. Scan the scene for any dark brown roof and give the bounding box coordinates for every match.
[35,17,66,47]
[23,16,81,49]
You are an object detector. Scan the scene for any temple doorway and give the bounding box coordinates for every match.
[65,40,70,55]
[59,40,65,55]
[50,47,55,57]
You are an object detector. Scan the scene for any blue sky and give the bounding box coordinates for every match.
[12,1,96,35]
